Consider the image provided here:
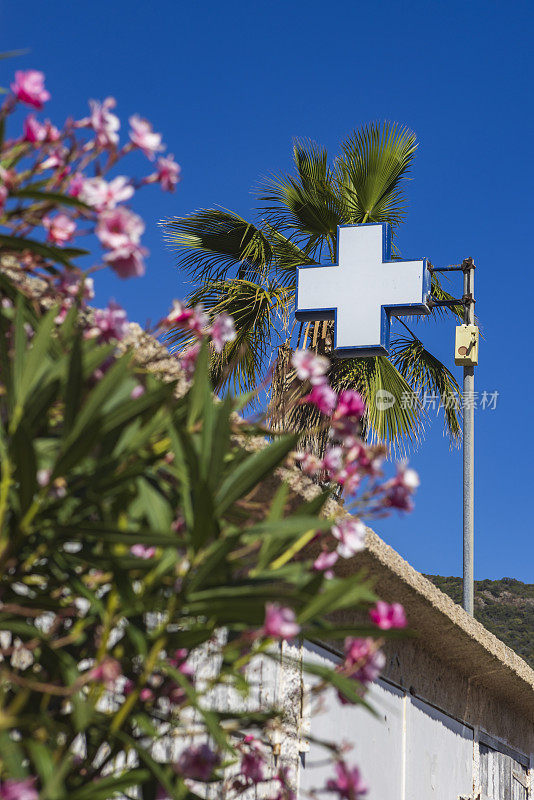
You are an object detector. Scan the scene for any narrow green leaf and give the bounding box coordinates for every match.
[216,433,297,514]
[0,234,88,269]
[299,576,376,623]
[13,188,92,211]
[187,338,210,428]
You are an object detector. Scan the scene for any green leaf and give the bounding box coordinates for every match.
[0,233,89,269]
[135,476,173,530]
[12,304,58,427]
[10,422,37,513]
[215,433,297,515]
[163,208,273,283]
[69,770,151,800]
[64,333,83,432]
[54,353,132,474]
[299,576,376,623]
[187,338,211,429]
[12,188,92,211]
[26,740,55,784]
[208,392,234,486]
[301,659,377,713]
[242,515,331,543]
[0,730,28,778]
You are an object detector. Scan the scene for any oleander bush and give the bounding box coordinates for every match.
[0,66,414,800]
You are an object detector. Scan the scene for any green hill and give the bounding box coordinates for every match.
[425,576,534,669]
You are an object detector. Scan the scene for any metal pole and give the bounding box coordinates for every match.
[462,261,475,614]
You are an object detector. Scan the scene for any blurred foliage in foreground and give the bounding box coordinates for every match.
[0,272,400,798]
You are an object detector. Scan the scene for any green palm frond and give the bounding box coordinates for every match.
[336,122,417,227]
[329,355,423,452]
[258,139,343,250]
[429,272,465,320]
[390,335,462,441]
[162,209,273,283]
[169,279,292,396]
[265,225,318,280]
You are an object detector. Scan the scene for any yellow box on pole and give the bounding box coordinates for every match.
[454,324,479,366]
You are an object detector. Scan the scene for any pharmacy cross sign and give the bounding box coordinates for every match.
[295,223,431,357]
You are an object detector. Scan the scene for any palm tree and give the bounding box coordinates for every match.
[163,122,462,451]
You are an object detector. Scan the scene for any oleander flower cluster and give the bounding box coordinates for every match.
[1,69,181,284]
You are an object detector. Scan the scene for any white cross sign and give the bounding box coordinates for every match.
[295,223,431,357]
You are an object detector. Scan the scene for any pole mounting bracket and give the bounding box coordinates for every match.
[461,257,476,272]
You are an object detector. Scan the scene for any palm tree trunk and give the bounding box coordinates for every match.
[268,322,334,458]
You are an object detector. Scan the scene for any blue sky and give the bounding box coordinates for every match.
[2,0,533,582]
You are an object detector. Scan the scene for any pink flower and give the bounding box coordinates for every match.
[323,445,344,475]
[0,186,7,216]
[0,778,39,800]
[23,115,46,143]
[23,114,58,143]
[163,300,193,327]
[344,638,385,682]
[130,544,156,559]
[129,114,164,159]
[333,390,365,422]
[180,341,201,378]
[326,762,368,800]
[313,549,338,578]
[264,603,300,640]
[131,384,145,399]
[241,749,265,783]
[11,70,50,108]
[90,657,121,687]
[161,300,208,335]
[274,767,296,800]
[96,206,144,250]
[56,273,94,302]
[175,744,220,781]
[39,147,67,171]
[168,648,190,668]
[381,465,420,512]
[369,601,407,630]
[171,515,185,532]
[294,451,323,477]
[88,97,120,148]
[80,176,134,211]
[68,173,85,198]
[86,301,129,342]
[43,213,76,245]
[210,313,236,353]
[37,469,51,487]
[104,242,147,279]
[155,154,181,191]
[291,349,329,385]
[304,383,337,415]
[331,518,365,559]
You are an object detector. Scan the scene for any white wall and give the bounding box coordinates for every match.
[299,642,474,800]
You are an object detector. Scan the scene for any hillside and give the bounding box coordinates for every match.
[425,576,534,669]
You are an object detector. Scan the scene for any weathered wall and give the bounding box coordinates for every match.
[297,641,533,800]
[382,635,534,757]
